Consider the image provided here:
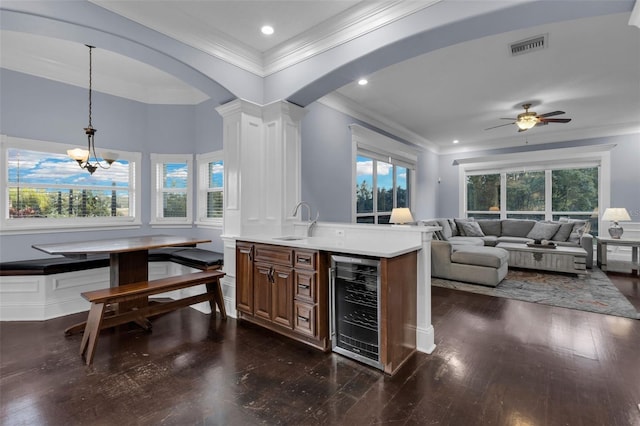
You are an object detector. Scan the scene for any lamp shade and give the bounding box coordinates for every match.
[390,208,414,225]
[67,148,89,162]
[601,208,631,222]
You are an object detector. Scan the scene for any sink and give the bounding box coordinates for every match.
[273,236,306,241]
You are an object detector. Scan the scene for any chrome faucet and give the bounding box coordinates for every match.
[292,201,319,237]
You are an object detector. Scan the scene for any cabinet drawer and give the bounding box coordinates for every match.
[294,302,316,337]
[294,249,316,270]
[254,244,293,266]
[294,271,316,303]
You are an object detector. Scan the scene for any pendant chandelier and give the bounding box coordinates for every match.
[67,45,118,175]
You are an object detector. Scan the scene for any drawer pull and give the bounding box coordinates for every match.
[297,257,310,264]
[297,315,309,323]
[298,284,310,289]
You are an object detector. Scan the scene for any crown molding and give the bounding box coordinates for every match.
[262,0,441,76]
[92,0,440,77]
[318,92,439,153]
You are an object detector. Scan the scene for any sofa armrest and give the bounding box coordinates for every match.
[431,240,453,277]
[580,233,594,269]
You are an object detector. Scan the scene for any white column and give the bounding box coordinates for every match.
[416,231,436,353]
[215,99,306,317]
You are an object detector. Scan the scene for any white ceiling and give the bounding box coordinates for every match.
[2,1,639,153]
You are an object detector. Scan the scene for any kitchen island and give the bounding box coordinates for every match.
[222,222,439,374]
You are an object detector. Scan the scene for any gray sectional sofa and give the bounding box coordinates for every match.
[422,217,593,287]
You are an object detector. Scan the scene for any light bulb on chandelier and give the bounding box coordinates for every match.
[67,45,118,175]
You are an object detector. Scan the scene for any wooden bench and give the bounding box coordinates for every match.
[79,270,225,365]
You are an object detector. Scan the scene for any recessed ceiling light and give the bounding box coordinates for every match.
[358,78,368,86]
[261,25,274,35]
[453,140,459,144]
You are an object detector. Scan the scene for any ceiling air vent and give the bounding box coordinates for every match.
[510,34,547,56]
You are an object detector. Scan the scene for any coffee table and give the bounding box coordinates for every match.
[496,242,587,276]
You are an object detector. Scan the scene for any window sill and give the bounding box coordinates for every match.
[149,223,193,229]
[195,221,223,229]
[1,221,142,235]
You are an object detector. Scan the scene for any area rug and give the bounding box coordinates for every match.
[432,268,639,320]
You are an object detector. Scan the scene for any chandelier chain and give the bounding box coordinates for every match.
[87,45,93,128]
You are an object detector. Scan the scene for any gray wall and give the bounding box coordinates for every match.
[300,102,437,223]
[0,70,223,261]
[435,134,640,220]
[2,70,637,263]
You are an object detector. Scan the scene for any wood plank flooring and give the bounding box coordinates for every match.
[1,272,639,425]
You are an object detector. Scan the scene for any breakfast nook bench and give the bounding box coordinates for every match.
[80,270,225,365]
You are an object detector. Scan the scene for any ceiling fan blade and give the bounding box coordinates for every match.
[485,122,515,130]
[500,118,517,120]
[539,110,565,118]
[538,111,564,117]
[540,118,572,123]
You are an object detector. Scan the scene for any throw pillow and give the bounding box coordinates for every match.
[570,220,590,243]
[526,222,561,240]
[461,221,485,237]
[437,219,453,240]
[551,222,574,242]
[448,219,459,236]
[560,218,591,243]
[454,218,475,236]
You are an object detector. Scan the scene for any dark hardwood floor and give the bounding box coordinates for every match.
[1,271,639,426]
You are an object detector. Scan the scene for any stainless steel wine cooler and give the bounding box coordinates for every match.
[329,255,382,370]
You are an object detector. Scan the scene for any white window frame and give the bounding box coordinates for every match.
[150,153,193,227]
[195,150,223,228]
[1,135,141,234]
[457,145,613,226]
[350,124,417,223]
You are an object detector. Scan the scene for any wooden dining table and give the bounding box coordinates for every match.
[33,234,211,335]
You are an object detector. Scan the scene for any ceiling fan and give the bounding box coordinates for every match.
[485,103,572,132]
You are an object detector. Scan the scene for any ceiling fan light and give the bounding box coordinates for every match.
[516,116,537,130]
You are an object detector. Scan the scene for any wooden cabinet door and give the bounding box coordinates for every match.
[236,243,254,315]
[271,265,293,328]
[253,262,272,321]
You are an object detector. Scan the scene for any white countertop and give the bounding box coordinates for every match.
[235,234,423,258]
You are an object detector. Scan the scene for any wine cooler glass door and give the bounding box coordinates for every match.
[330,255,382,370]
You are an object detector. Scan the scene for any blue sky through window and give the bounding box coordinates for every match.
[8,148,129,187]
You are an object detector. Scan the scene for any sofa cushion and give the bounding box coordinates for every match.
[448,236,485,246]
[526,222,561,240]
[482,236,499,246]
[551,222,574,242]
[451,246,509,269]
[497,236,533,244]
[477,219,501,236]
[454,218,475,236]
[501,219,536,237]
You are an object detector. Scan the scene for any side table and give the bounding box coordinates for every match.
[596,236,640,276]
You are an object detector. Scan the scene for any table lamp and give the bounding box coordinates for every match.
[390,208,414,226]
[601,208,631,239]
